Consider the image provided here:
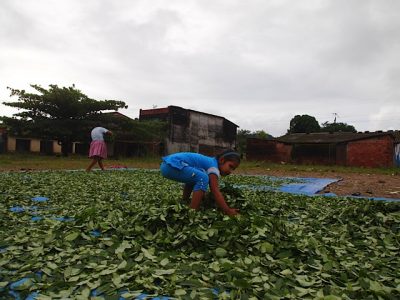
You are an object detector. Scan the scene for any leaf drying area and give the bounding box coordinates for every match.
[0,170,399,299]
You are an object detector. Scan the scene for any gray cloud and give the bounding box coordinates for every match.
[1,0,399,136]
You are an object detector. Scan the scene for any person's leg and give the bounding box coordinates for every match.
[183,184,194,201]
[161,162,208,208]
[86,157,98,172]
[98,158,105,170]
[189,190,205,210]
[189,171,208,209]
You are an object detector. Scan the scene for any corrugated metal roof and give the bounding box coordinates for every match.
[276,131,394,144]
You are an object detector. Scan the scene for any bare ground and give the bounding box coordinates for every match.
[241,169,400,199]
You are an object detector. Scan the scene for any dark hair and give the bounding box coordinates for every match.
[216,149,241,163]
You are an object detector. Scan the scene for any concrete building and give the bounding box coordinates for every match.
[247,131,397,168]
[140,105,238,155]
[2,135,63,155]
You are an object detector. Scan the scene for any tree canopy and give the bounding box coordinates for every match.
[237,129,273,154]
[320,121,357,133]
[1,84,127,155]
[288,114,321,134]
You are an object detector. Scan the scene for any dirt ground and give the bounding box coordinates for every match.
[241,169,400,199]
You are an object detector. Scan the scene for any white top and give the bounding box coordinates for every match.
[91,127,108,141]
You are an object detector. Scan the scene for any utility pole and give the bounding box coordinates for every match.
[333,113,339,124]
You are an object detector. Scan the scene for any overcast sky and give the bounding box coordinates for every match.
[1,0,399,136]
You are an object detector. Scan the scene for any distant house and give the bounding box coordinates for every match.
[1,112,162,157]
[2,134,63,155]
[139,105,238,155]
[247,131,396,168]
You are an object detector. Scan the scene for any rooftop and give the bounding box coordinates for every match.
[276,131,395,144]
[140,105,239,127]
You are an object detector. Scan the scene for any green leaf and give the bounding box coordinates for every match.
[65,231,80,241]
[216,248,227,257]
[47,262,58,270]
[154,269,176,276]
[260,241,274,254]
[280,269,293,276]
[115,240,131,257]
[174,289,187,296]
[117,260,127,269]
[160,258,169,266]
[234,279,251,289]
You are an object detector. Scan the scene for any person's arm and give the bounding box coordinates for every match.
[209,174,239,216]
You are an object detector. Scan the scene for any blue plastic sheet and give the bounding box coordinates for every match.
[9,206,25,213]
[235,176,339,195]
[31,196,49,202]
[52,216,75,222]
[89,230,101,237]
[278,177,339,195]
[9,278,33,290]
[236,176,400,202]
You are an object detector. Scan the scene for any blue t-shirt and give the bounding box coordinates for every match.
[163,152,220,177]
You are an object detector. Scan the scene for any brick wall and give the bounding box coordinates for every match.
[246,138,291,162]
[347,136,394,167]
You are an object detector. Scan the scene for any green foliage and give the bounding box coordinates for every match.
[321,121,357,133]
[0,170,399,299]
[288,114,321,134]
[237,129,273,155]
[114,120,167,142]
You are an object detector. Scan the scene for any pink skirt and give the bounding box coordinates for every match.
[89,140,108,159]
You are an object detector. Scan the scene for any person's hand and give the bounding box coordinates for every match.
[224,208,240,216]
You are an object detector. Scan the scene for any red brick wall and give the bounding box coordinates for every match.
[246,138,291,162]
[347,136,394,167]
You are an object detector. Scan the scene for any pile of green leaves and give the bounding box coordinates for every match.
[0,170,399,299]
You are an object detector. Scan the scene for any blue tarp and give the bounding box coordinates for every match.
[278,177,339,195]
[234,176,339,196]
[236,176,400,202]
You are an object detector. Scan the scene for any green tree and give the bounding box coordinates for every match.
[237,129,273,155]
[1,84,127,155]
[320,121,356,133]
[252,130,272,140]
[236,129,251,155]
[288,114,320,134]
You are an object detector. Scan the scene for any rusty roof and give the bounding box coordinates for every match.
[276,131,395,144]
